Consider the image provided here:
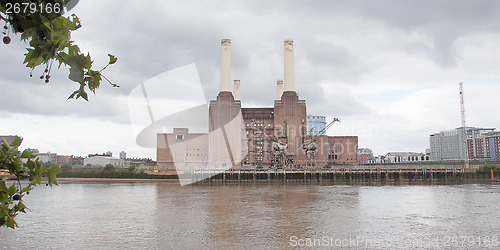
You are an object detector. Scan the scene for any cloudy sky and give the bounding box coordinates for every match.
[1,0,500,159]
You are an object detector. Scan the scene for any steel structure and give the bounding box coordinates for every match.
[459,82,469,168]
[302,118,340,168]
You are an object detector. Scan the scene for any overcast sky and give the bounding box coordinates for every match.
[1,0,500,159]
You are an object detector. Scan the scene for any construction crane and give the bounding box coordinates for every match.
[302,118,341,168]
[459,82,469,168]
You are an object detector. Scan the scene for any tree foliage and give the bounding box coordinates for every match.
[102,163,116,173]
[0,136,61,229]
[0,0,118,101]
[60,163,71,171]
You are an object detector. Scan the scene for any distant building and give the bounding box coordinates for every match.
[26,148,39,154]
[84,156,124,166]
[69,156,84,165]
[369,155,387,164]
[467,128,495,161]
[56,155,71,165]
[157,128,208,170]
[119,151,127,160]
[37,152,58,163]
[384,152,430,163]
[487,131,500,162]
[307,115,326,136]
[88,152,113,158]
[358,148,374,164]
[430,127,496,161]
[36,151,74,165]
[125,158,156,167]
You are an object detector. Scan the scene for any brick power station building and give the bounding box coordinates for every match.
[157,39,358,171]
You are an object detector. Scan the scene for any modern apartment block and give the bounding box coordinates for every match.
[307,115,326,136]
[430,127,497,161]
[487,131,500,161]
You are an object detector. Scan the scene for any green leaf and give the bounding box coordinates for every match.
[68,90,79,99]
[68,66,84,83]
[84,53,92,69]
[66,54,87,69]
[24,48,45,68]
[21,186,33,193]
[15,201,27,213]
[24,159,36,172]
[7,184,18,196]
[47,165,62,186]
[20,150,32,159]
[30,175,43,186]
[11,137,22,148]
[5,217,17,229]
[0,180,7,192]
[80,91,89,101]
[108,54,117,65]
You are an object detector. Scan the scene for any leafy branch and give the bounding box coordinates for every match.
[0,137,61,229]
[1,0,118,101]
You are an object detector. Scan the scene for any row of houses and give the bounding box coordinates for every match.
[358,148,430,164]
[0,136,156,167]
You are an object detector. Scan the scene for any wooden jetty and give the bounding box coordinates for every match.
[190,166,480,183]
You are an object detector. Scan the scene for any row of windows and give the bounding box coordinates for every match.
[185,153,206,157]
[246,123,272,127]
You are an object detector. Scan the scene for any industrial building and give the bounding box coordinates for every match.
[157,39,358,170]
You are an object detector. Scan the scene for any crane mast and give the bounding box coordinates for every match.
[459,82,469,168]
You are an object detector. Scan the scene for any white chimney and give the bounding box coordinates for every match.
[276,80,284,100]
[220,39,231,92]
[233,80,241,100]
[284,39,295,92]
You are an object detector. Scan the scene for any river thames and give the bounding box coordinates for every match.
[1,180,499,249]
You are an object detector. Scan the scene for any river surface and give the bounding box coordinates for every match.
[1,180,499,249]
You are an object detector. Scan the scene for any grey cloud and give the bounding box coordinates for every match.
[2,0,500,122]
[359,0,500,65]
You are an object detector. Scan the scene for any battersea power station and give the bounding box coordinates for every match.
[157,39,358,171]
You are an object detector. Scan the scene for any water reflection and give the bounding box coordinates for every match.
[1,181,499,249]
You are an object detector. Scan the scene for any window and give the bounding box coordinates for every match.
[176,134,184,140]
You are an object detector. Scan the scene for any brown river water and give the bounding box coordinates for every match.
[1,180,499,249]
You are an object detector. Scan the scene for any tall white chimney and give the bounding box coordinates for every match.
[284,39,295,92]
[276,80,284,100]
[233,80,241,100]
[220,39,231,92]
